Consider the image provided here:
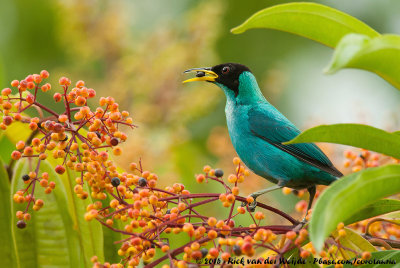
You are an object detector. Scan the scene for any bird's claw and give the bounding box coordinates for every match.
[241,195,258,212]
[248,200,257,212]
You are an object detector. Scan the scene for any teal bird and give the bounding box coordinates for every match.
[183,63,342,215]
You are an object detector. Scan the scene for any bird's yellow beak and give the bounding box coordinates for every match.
[182,67,218,83]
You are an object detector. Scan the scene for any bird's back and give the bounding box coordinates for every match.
[225,101,341,189]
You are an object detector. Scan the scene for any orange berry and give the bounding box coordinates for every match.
[233,157,241,165]
[343,160,351,168]
[11,151,22,160]
[1,88,12,96]
[362,251,371,260]
[246,196,254,204]
[203,165,211,173]
[209,248,219,258]
[286,231,297,240]
[282,187,292,195]
[196,174,205,183]
[237,206,246,214]
[295,200,307,212]
[11,80,19,87]
[40,70,49,79]
[338,229,346,237]
[53,93,62,102]
[300,250,310,258]
[232,186,239,195]
[75,96,86,106]
[352,165,362,172]
[55,165,65,174]
[208,217,217,227]
[254,211,265,220]
[16,141,25,150]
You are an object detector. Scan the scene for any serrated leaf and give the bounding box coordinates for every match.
[344,199,400,225]
[309,165,400,251]
[285,123,400,159]
[231,2,379,48]
[325,33,400,89]
[0,157,15,267]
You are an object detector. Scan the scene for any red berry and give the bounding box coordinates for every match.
[3,116,13,125]
[1,88,12,96]
[11,80,19,87]
[40,70,49,79]
[55,165,65,174]
[27,82,35,89]
[26,94,34,104]
[53,93,62,102]
[11,151,22,160]
[110,137,119,146]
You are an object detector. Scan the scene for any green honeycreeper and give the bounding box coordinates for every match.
[183,63,343,216]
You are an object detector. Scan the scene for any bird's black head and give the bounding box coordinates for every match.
[183,63,251,97]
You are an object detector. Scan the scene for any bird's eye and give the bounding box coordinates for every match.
[222,66,230,74]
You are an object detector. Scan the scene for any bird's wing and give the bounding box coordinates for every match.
[248,107,343,177]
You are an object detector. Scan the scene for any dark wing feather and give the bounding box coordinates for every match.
[248,107,343,177]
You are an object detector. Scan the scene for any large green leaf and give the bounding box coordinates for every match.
[231,2,379,48]
[309,164,400,251]
[0,157,15,267]
[325,34,400,89]
[10,160,79,268]
[56,163,105,267]
[344,199,400,225]
[285,123,400,159]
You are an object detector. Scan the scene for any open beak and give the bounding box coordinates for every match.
[183,67,218,83]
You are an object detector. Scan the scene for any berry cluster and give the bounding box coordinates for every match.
[3,71,135,228]
[3,72,399,267]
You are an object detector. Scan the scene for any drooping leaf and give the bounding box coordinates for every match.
[344,199,400,225]
[309,164,400,251]
[285,123,400,159]
[11,160,78,268]
[325,33,400,89]
[231,2,379,48]
[0,157,15,267]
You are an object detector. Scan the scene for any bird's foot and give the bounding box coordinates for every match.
[241,194,258,212]
[296,217,308,228]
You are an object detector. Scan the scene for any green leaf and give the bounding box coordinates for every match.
[102,195,123,264]
[309,164,400,251]
[0,157,15,267]
[332,228,376,259]
[11,160,78,268]
[231,2,379,48]
[328,250,400,268]
[285,123,400,159]
[63,167,104,266]
[344,199,400,225]
[325,33,400,89]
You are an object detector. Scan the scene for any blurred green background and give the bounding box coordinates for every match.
[1,0,400,219]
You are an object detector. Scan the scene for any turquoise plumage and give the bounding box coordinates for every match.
[184,63,342,215]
